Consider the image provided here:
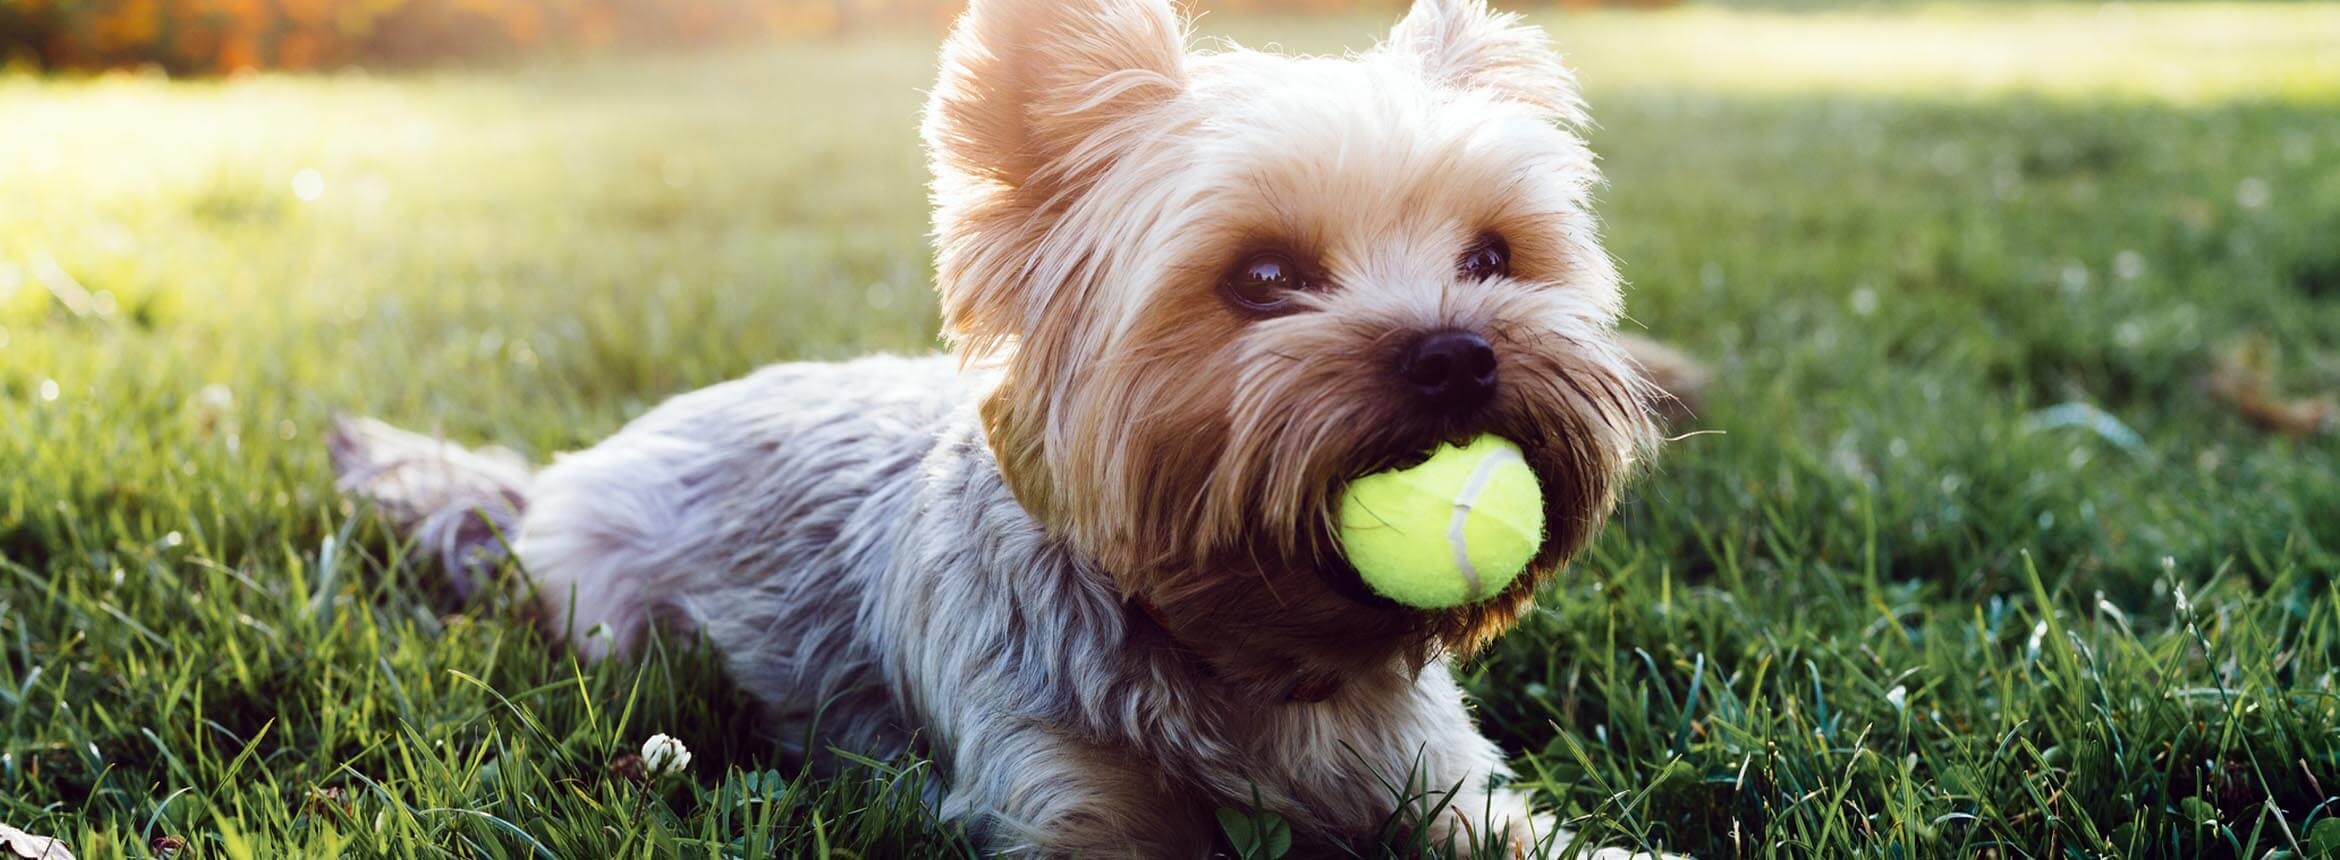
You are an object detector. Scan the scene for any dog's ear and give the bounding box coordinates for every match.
[1384,0,1585,124]
[925,0,1188,189]
[924,0,1188,356]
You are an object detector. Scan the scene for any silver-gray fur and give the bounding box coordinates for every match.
[332,0,1693,852]
[331,355,1596,856]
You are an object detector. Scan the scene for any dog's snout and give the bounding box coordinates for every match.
[1400,330,1498,413]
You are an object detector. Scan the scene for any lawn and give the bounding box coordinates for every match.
[5,3,2340,857]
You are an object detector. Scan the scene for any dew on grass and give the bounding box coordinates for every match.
[2281,133,2314,166]
[2059,263,2092,295]
[292,168,327,202]
[2096,596,2130,628]
[38,379,60,402]
[2235,177,2270,210]
[31,255,93,317]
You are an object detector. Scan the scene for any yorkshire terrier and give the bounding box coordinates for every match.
[332,0,1698,854]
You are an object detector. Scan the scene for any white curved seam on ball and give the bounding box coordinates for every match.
[1447,445,1522,599]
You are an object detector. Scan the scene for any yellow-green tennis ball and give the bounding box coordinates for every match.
[1337,435,1546,609]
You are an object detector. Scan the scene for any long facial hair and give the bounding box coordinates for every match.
[924,0,1660,692]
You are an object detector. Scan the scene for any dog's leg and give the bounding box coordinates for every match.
[1413,739,1677,859]
[1359,667,1682,859]
[941,726,1210,857]
[1404,752,1684,855]
[1396,701,1558,857]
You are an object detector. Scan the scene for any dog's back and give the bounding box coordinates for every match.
[334,353,970,760]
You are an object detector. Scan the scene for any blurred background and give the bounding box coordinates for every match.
[4,0,1659,74]
[4,0,2339,856]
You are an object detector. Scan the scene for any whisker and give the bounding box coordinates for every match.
[1663,429,1727,443]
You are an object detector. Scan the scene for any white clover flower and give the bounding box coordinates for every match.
[641,733,692,776]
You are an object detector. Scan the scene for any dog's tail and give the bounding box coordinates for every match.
[1618,333,1711,423]
[328,416,532,598]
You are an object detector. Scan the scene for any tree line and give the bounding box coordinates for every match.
[0,0,1663,75]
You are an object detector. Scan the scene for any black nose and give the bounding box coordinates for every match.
[1399,330,1498,413]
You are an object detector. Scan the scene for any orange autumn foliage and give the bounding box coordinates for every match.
[0,0,1668,74]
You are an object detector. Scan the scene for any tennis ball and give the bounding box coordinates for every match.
[1336,435,1545,609]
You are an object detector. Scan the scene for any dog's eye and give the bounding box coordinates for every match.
[1460,236,1511,281]
[1222,251,1306,314]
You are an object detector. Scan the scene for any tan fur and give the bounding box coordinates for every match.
[927,0,1658,694]
[336,0,1688,854]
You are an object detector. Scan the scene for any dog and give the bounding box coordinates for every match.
[332,0,1697,854]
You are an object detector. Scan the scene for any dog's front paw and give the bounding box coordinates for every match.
[1581,850,1688,860]
[1468,805,1689,860]
[1560,824,1692,860]
[1425,796,1578,859]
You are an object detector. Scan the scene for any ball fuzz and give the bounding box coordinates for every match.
[1336,436,1546,609]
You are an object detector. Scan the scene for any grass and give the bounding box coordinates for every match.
[5,3,2340,857]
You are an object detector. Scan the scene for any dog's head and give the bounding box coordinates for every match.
[925,0,1657,685]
